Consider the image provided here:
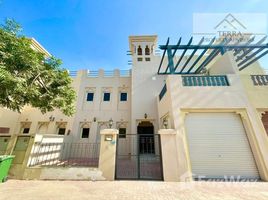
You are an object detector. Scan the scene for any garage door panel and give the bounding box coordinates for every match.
[185,112,259,179]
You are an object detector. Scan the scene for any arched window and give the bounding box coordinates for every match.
[80,122,90,138]
[56,122,67,135]
[145,45,150,55]
[137,45,142,55]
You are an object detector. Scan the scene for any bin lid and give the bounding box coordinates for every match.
[0,155,15,161]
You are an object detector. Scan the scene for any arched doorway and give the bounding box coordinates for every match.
[137,121,155,154]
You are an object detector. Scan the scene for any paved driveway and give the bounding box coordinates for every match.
[0,180,268,200]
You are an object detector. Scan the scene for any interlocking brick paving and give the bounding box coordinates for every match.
[0,180,267,200]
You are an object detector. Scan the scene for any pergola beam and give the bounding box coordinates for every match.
[235,36,267,61]
[172,37,182,57]
[179,37,204,73]
[239,49,268,71]
[233,36,256,57]
[195,39,231,73]
[159,44,268,50]
[157,37,169,74]
[237,44,268,67]
[187,37,216,73]
[157,36,268,75]
[195,49,220,73]
[173,37,193,72]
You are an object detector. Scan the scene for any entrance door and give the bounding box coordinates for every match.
[137,121,155,154]
[115,130,163,180]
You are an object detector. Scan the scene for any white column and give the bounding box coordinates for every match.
[159,129,183,181]
[98,129,118,180]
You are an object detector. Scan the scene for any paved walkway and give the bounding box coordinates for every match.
[0,180,268,200]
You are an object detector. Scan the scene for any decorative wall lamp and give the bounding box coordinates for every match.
[109,118,113,128]
[144,113,148,119]
[163,118,168,129]
[49,115,55,122]
[93,117,97,122]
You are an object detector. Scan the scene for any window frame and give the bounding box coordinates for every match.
[22,128,30,134]
[145,45,150,55]
[58,128,66,135]
[137,45,142,55]
[103,92,111,102]
[86,92,94,102]
[0,127,10,134]
[120,92,128,102]
[81,128,90,138]
[118,128,126,139]
[145,57,151,61]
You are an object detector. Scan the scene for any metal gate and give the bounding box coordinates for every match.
[115,134,163,180]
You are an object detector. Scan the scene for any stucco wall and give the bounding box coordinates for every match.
[39,167,104,180]
[0,108,20,134]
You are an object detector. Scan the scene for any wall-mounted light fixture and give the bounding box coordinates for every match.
[163,118,168,129]
[109,118,113,128]
[49,115,55,122]
[144,113,148,119]
[93,117,97,122]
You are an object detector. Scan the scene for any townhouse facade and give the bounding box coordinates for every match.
[0,35,268,181]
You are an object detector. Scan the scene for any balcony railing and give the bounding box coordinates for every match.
[120,70,131,77]
[103,70,114,77]
[251,75,268,86]
[28,142,100,167]
[159,84,167,101]
[68,71,77,77]
[182,75,229,86]
[88,71,99,77]
[69,70,131,78]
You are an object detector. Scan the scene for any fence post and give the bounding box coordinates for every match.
[158,129,181,181]
[98,129,118,180]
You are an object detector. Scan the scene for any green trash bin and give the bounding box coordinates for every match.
[0,155,15,183]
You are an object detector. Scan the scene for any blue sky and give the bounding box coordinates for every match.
[0,0,267,70]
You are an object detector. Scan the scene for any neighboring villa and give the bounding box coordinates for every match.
[0,35,268,181]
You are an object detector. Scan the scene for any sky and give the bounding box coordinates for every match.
[0,0,268,71]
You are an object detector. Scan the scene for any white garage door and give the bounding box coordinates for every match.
[185,113,259,179]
